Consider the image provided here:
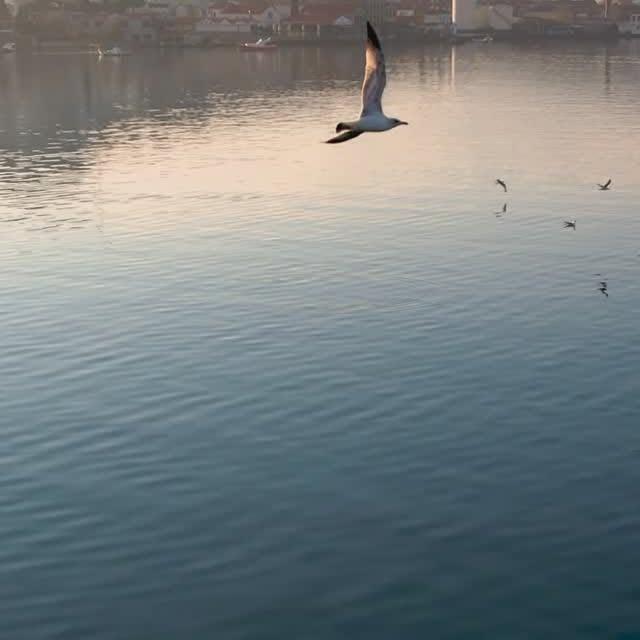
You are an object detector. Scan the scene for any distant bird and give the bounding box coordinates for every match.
[598,179,612,191]
[326,22,407,144]
[598,286,609,298]
[563,220,576,230]
[496,179,507,192]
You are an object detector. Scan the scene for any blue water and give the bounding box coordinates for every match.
[2,42,640,639]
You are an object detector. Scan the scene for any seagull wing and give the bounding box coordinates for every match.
[360,22,386,117]
[604,179,611,188]
[326,130,364,144]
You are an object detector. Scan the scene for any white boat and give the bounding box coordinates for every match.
[240,37,277,50]
[97,46,131,57]
[472,35,494,43]
[1,42,16,54]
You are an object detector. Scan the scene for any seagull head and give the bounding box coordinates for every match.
[390,118,408,128]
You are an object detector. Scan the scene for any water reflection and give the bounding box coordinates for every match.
[1,41,640,231]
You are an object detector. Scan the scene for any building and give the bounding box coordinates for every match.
[610,1,640,35]
[452,0,476,30]
[122,13,161,44]
[208,0,282,25]
[392,0,452,35]
[509,0,616,37]
[618,11,640,34]
[194,15,251,37]
[6,0,33,16]
[276,2,359,39]
[14,4,124,42]
[363,0,393,24]
[0,0,11,19]
[143,0,209,15]
[190,0,284,41]
[0,0,15,42]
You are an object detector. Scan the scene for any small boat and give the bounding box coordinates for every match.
[472,35,493,43]
[97,46,131,57]
[240,37,277,50]
[1,42,16,54]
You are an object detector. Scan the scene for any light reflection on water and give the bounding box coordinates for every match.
[1,42,640,639]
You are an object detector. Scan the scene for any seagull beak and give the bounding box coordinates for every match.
[399,121,408,126]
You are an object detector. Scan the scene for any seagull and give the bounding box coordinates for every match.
[326,22,407,144]
[563,220,576,230]
[598,179,612,191]
[495,179,507,192]
[598,286,609,298]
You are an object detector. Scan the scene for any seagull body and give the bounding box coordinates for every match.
[598,179,612,191]
[564,220,576,230]
[496,179,507,192]
[326,22,407,144]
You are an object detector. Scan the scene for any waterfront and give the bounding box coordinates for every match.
[2,42,640,639]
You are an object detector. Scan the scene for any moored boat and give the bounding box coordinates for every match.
[240,37,277,50]
[97,45,131,57]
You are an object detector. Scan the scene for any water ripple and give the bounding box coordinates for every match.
[2,42,640,640]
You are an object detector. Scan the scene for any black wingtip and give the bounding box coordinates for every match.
[366,21,381,50]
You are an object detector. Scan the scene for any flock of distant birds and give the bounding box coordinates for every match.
[327,22,617,300]
[493,177,613,298]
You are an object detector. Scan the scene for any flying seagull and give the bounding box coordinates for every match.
[495,179,507,192]
[563,220,576,230]
[598,286,609,298]
[494,203,507,217]
[598,179,612,191]
[326,22,407,144]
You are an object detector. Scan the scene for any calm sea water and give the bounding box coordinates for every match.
[2,41,640,639]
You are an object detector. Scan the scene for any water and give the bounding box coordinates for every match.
[2,42,640,639]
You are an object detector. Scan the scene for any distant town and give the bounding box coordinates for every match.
[1,0,639,51]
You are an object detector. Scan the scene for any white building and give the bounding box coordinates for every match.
[618,12,640,36]
[452,0,476,31]
[452,0,513,32]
